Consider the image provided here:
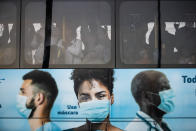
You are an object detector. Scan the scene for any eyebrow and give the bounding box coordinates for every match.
[95,91,107,95]
[79,93,89,96]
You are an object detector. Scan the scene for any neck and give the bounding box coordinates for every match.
[28,107,51,131]
[141,106,164,125]
[86,117,111,130]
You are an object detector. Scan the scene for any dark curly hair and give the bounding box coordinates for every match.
[71,69,114,97]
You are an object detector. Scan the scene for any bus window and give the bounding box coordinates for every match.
[161,0,196,67]
[21,0,46,68]
[117,0,158,67]
[21,0,114,68]
[0,1,18,67]
[51,0,114,67]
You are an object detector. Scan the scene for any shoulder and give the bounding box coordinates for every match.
[110,125,124,131]
[70,124,89,131]
[45,122,61,131]
[125,118,148,131]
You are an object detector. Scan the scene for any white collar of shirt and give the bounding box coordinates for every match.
[137,111,163,131]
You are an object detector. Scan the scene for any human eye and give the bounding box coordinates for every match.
[79,95,90,102]
[97,93,106,100]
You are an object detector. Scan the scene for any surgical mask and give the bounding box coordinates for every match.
[16,95,32,118]
[147,89,175,113]
[158,89,175,113]
[79,100,110,123]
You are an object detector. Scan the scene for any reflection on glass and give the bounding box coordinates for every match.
[119,1,158,65]
[161,1,196,65]
[0,1,17,65]
[52,1,112,65]
[24,1,112,66]
[24,1,46,65]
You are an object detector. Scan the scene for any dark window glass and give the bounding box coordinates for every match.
[21,0,114,68]
[21,0,46,67]
[51,0,113,67]
[117,0,158,67]
[161,0,196,67]
[0,0,18,67]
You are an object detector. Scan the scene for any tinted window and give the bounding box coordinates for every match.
[0,0,18,67]
[21,0,46,67]
[117,0,158,67]
[51,0,113,67]
[161,0,196,67]
[21,0,114,68]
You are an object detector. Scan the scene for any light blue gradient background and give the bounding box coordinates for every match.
[0,69,196,130]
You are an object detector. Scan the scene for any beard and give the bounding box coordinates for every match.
[26,96,35,109]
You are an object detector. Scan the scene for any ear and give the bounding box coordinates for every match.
[34,93,45,106]
[141,91,154,105]
[110,93,114,105]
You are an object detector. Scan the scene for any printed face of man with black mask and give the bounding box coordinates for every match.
[68,69,122,131]
[126,70,175,131]
[16,70,60,131]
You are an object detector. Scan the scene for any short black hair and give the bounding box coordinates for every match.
[131,70,167,105]
[70,69,114,97]
[23,70,58,109]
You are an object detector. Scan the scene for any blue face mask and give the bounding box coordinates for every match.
[158,89,175,113]
[79,100,110,123]
[16,95,32,118]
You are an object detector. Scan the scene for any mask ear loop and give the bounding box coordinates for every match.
[108,99,112,118]
[28,94,37,118]
[145,91,161,108]
[146,91,159,96]
[31,93,37,109]
[105,99,112,131]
